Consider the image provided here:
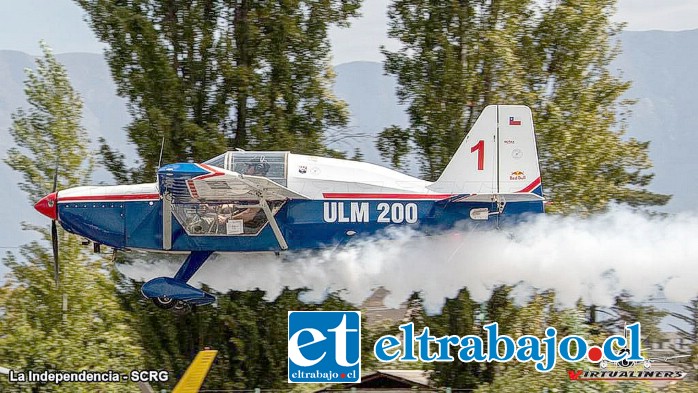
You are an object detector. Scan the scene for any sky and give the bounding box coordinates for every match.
[0,0,697,64]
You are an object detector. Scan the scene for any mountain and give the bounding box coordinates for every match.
[1,29,697,257]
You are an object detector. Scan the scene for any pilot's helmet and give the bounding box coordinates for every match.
[246,158,270,175]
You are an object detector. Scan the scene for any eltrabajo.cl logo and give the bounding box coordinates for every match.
[373,321,644,372]
[288,311,361,383]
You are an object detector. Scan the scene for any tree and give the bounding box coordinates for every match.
[379,0,535,177]
[531,0,669,213]
[5,43,92,200]
[479,285,518,383]
[379,0,669,214]
[118,282,333,390]
[474,290,656,393]
[600,292,666,345]
[76,0,361,182]
[0,42,143,392]
[430,288,482,389]
[670,298,698,377]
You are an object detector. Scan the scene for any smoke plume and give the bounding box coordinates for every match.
[118,209,698,313]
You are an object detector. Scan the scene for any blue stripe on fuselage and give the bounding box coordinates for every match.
[58,198,544,252]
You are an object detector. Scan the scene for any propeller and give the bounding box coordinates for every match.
[50,158,59,287]
[33,157,63,297]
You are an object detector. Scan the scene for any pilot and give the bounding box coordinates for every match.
[216,203,266,233]
[213,159,270,232]
[243,161,270,176]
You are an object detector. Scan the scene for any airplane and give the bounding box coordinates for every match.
[34,104,545,313]
[599,347,690,370]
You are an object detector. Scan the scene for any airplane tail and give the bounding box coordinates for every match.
[427,105,542,197]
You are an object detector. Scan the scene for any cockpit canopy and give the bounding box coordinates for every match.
[204,151,288,186]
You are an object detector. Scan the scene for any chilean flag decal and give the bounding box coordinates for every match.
[509,116,521,126]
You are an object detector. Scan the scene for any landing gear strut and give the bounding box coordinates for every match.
[141,251,215,315]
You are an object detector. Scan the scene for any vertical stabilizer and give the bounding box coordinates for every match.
[427,105,542,196]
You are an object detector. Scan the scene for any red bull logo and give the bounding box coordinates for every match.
[510,170,526,180]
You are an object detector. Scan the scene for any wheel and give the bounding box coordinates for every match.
[171,300,192,315]
[152,296,176,309]
[618,358,632,368]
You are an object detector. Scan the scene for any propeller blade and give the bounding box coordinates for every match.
[51,154,60,286]
[51,219,59,286]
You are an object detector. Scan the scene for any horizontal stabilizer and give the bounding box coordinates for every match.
[451,193,544,203]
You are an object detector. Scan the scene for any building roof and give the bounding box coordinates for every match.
[373,370,431,386]
[315,370,432,392]
[361,287,408,327]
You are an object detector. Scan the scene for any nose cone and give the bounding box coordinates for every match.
[35,192,58,220]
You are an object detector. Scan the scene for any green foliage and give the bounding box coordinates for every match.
[0,43,143,392]
[0,240,144,392]
[533,0,670,214]
[76,0,361,182]
[669,298,698,378]
[424,288,668,391]
[379,0,670,213]
[470,290,659,392]
[601,292,667,344]
[117,283,361,390]
[664,381,698,392]
[475,361,655,393]
[4,41,92,203]
[379,0,536,180]
[429,288,481,389]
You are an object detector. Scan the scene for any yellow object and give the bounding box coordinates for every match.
[172,350,218,393]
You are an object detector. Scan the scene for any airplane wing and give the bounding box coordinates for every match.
[187,172,307,201]
[647,355,691,362]
[159,163,308,202]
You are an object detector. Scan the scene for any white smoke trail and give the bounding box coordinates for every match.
[117,209,698,313]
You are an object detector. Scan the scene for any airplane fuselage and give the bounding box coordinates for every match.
[55,182,543,253]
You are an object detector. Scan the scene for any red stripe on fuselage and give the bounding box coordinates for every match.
[195,163,225,180]
[59,193,160,202]
[322,193,453,200]
[517,177,541,193]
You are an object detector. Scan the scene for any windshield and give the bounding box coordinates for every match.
[203,153,227,169]
[202,151,288,186]
[231,152,287,186]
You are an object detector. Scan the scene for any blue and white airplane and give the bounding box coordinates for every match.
[34,105,544,313]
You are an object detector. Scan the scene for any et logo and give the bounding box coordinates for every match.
[288,311,361,383]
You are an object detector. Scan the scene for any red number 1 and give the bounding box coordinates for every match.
[471,139,484,170]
